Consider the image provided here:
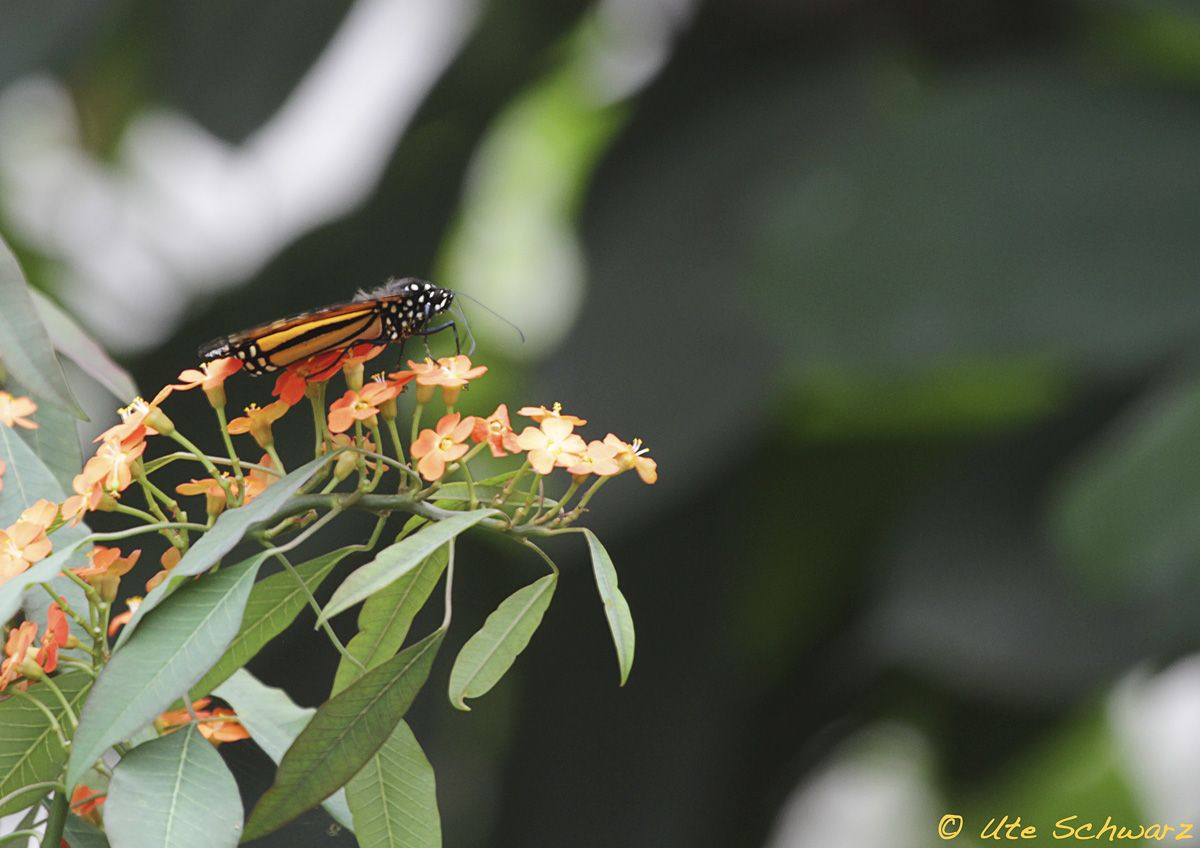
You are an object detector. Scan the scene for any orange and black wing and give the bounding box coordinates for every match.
[198,301,385,375]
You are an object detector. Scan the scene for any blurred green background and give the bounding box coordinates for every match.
[6,0,1200,845]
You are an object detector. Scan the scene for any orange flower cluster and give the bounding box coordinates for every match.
[0,500,57,587]
[0,602,68,691]
[157,697,251,744]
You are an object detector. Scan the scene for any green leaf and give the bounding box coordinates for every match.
[448,573,556,711]
[31,289,138,402]
[9,375,82,493]
[105,726,243,848]
[114,452,332,647]
[0,235,85,417]
[331,546,448,696]
[214,670,352,830]
[581,529,635,686]
[243,629,444,841]
[0,671,91,816]
[190,546,358,700]
[320,509,494,623]
[347,721,441,848]
[66,556,263,789]
[64,814,111,848]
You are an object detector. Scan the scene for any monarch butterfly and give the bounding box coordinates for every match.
[198,277,457,376]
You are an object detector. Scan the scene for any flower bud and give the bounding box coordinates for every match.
[333,448,359,482]
[98,573,120,603]
[343,359,365,392]
[204,383,227,410]
[145,406,175,436]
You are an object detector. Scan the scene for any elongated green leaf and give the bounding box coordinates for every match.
[214,670,352,830]
[243,629,444,841]
[448,573,556,711]
[0,414,66,528]
[582,529,635,685]
[331,546,448,696]
[114,453,332,647]
[0,236,84,417]
[0,671,91,816]
[347,721,441,848]
[9,375,82,493]
[190,546,357,699]
[321,509,494,623]
[67,557,263,789]
[64,814,111,848]
[105,726,243,848]
[31,289,138,402]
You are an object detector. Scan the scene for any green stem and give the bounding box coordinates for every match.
[385,417,406,467]
[43,788,69,848]
[37,582,90,637]
[2,687,70,748]
[0,782,63,817]
[308,381,330,455]
[519,537,561,577]
[35,673,79,729]
[169,430,234,502]
[142,452,276,476]
[273,553,361,668]
[265,443,286,475]
[0,829,45,845]
[441,539,456,631]
[214,405,246,503]
[410,402,424,450]
[574,475,611,512]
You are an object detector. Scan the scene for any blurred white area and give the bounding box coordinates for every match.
[0,0,698,361]
[0,0,482,353]
[761,724,940,848]
[438,0,697,358]
[1110,655,1200,823]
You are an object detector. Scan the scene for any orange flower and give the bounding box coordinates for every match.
[396,355,487,405]
[157,698,250,745]
[471,403,520,458]
[410,412,476,481]
[0,519,53,586]
[145,547,182,593]
[73,546,141,580]
[0,391,38,429]
[20,499,59,533]
[177,475,233,517]
[36,603,69,674]
[95,386,174,444]
[604,434,658,484]
[0,457,5,494]
[272,344,384,405]
[0,621,37,691]
[108,596,142,636]
[197,707,251,743]
[70,785,106,825]
[174,357,243,408]
[73,546,140,600]
[517,402,587,427]
[227,400,289,449]
[243,454,278,503]
[327,381,402,434]
[564,440,620,478]
[516,418,587,475]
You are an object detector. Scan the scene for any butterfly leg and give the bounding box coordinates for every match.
[415,321,461,357]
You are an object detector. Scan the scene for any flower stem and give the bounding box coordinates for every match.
[441,538,456,631]
[169,430,234,502]
[214,406,246,505]
[273,552,361,668]
[35,673,80,729]
[37,582,91,637]
[42,788,69,848]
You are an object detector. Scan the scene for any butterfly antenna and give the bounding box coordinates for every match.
[452,290,526,344]
[453,300,477,357]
